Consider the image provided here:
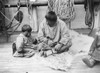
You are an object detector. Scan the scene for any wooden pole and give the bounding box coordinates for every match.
[4,0,100,8]
[4,1,48,8]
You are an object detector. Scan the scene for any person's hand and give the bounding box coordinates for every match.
[42,43,52,51]
[54,43,63,52]
[31,45,38,50]
[51,47,57,54]
[49,42,57,47]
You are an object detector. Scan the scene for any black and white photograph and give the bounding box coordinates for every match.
[0,0,100,73]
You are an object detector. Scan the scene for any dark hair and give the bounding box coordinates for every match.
[45,11,57,22]
[22,24,32,32]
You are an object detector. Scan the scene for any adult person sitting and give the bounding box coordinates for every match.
[37,11,72,57]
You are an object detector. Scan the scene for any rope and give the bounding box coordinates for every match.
[88,10,95,35]
[0,0,22,33]
[0,11,12,22]
[88,0,95,35]
[9,23,21,35]
[9,0,22,34]
[0,11,20,25]
[17,0,21,11]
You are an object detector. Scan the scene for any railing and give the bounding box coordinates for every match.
[4,0,100,8]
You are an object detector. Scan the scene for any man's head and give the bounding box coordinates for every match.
[22,24,32,37]
[45,11,57,27]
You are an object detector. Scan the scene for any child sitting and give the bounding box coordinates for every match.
[13,24,38,58]
[82,28,100,67]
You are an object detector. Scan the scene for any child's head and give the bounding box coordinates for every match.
[21,24,32,37]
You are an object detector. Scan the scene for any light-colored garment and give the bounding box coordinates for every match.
[38,18,70,45]
[14,33,35,57]
[16,33,33,50]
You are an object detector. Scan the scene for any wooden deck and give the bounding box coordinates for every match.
[0,42,100,73]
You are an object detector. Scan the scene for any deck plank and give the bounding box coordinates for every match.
[0,43,100,73]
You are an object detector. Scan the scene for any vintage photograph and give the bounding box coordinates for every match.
[0,0,100,73]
